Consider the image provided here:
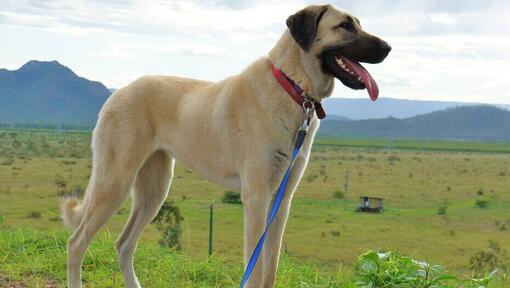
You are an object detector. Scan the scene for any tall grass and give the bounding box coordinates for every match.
[0,229,506,287]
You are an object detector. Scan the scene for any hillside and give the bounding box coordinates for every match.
[0,60,111,125]
[319,105,510,141]
[323,97,510,120]
[1,60,510,141]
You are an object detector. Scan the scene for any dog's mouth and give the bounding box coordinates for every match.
[322,54,379,101]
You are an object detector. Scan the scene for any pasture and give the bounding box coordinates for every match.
[0,129,509,286]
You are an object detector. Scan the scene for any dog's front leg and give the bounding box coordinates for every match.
[263,119,318,288]
[241,161,278,288]
[263,153,310,288]
[242,188,272,288]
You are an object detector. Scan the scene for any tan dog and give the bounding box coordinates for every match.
[62,4,390,288]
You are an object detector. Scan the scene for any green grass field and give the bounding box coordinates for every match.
[1,129,509,286]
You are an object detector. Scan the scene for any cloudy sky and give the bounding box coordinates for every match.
[1,0,509,104]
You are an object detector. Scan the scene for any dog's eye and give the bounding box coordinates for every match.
[337,22,355,32]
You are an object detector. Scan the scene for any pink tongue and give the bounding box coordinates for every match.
[340,56,379,101]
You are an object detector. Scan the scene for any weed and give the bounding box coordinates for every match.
[332,190,344,199]
[437,200,449,215]
[475,200,489,209]
[222,191,242,204]
[152,202,184,250]
[1,158,14,165]
[355,250,494,288]
[54,175,67,189]
[387,155,401,161]
[469,240,510,277]
[27,211,41,219]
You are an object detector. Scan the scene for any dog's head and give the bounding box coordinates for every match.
[286,5,391,100]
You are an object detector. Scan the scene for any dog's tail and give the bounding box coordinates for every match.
[61,194,89,231]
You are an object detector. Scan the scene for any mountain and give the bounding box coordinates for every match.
[318,105,510,141]
[323,98,510,120]
[1,60,510,141]
[0,60,111,125]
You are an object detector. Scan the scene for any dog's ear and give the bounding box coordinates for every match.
[286,5,328,52]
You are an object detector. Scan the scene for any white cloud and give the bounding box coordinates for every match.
[428,13,457,25]
[0,0,509,104]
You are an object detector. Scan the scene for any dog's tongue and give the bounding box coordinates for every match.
[341,56,379,101]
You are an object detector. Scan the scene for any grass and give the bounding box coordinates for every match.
[315,138,510,154]
[0,229,506,287]
[1,129,510,286]
[0,229,349,287]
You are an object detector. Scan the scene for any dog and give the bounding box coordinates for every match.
[62,4,390,288]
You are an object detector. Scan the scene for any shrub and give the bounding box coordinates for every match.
[387,155,401,162]
[355,250,494,288]
[475,200,489,209]
[332,190,344,199]
[222,191,242,204]
[437,201,449,215]
[54,175,67,189]
[305,173,318,183]
[28,211,41,219]
[1,158,14,166]
[58,185,84,198]
[0,214,4,224]
[152,202,184,250]
[469,240,510,276]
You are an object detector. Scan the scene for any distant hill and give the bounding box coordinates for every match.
[319,105,510,141]
[323,98,510,120]
[0,60,111,125]
[1,60,510,142]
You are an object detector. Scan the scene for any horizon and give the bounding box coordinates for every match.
[3,58,510,108]
[1,1,509,104]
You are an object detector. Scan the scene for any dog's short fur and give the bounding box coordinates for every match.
[62,4,390,288]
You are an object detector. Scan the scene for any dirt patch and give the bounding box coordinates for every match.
[0,275,27,288]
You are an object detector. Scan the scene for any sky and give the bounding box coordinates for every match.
[1,0,509,104]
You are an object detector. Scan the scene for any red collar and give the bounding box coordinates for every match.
[271,63,326,119]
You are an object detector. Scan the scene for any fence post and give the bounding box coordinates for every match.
[208,204,213,256]
[344,170,349,209]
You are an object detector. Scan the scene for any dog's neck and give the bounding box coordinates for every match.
[268,30,334,102]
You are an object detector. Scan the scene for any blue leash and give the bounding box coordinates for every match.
[240,118,309,287]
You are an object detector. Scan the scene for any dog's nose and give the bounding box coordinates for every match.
[380,41,392,55]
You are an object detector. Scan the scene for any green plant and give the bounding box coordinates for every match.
[354,250,494,288]
[27,211,41,219]
[152,202,184,250]
[222,191,242,204]
[437,200,449,215]
[54,175,67,189]
[469,240,510,276]
[475,200,489,209]
[1,158,14,166]
[387,155,401,161]
[58,185,84,198]
[332,190,344,199]
[0,214,4,224]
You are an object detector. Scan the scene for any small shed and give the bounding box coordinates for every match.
[356,196,384,213]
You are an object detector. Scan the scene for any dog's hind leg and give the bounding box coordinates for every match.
[116,150,175,288]
[66,166,140,288]
[65,119,154,288]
